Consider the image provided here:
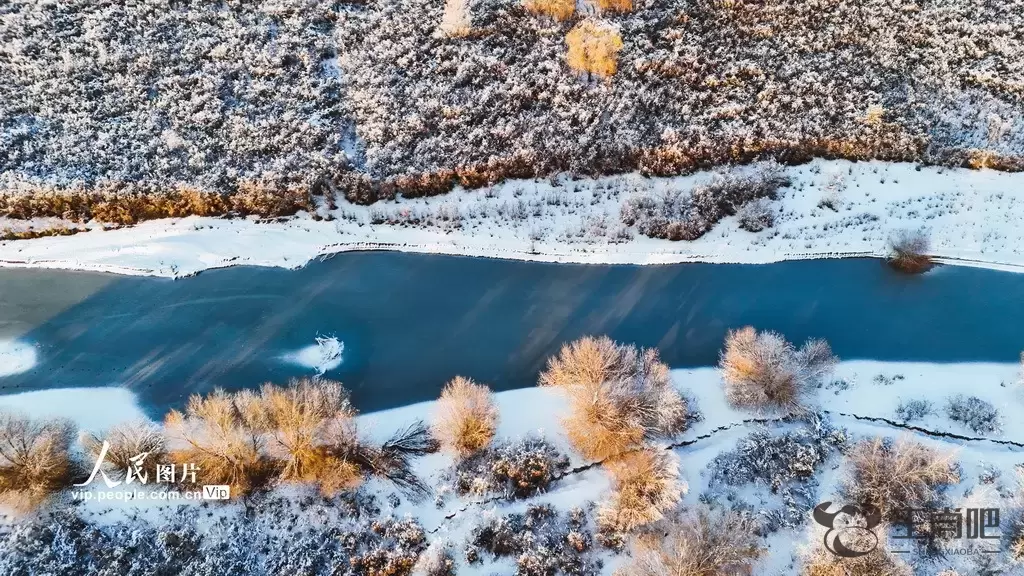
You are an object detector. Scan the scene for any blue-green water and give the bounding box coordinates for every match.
[0,254,1020,417]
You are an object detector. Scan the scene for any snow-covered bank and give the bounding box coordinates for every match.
[1,160,1022,277]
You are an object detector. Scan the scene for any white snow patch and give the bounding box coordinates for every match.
[0,387,149,432]
[282,335,344,374]
[0,340,37,376]
[1,160,1022,277]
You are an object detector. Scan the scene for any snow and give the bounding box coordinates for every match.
[281,335,344,375]
[0,387,148,433]
[0,340,36,377]
[0,160,1021,278]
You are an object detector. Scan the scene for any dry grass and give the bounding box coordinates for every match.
[250,378,362,496]
[164,388,277,497]
[431,376,499,457]
[616,506,763,576]
[80,420,166,481]
[719,326,837,414]
[595,0,632,13]
[566,19,624,79]
[524,0,575,21]
[0,410,76,512]
[540,336,689,460]
[842,437,959,518]
[887,228,932,273]
[598,449,684,532]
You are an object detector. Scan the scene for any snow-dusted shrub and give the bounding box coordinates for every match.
[468,505,601,576]
[431,376,499,457]
[80,420,166,481]
[616,506,763,576]
[540,336,690,460]
[707,418,847,530]
[621,163,790,241]
[0,410,76,511]
[887,228,932,273]
[801,524,911,576]
[737,197,775,232]
[894,398,933,423]
[842,437,959,518]
[566,20,624,79]
[524,0,575,21]
[413,540,455,576]
[719,327,837,414]
[437,0,473,38]
[598,449,684,533]
[944,395,1000,435]
[453,436,570,499]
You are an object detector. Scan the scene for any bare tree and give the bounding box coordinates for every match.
[80,420,166,481]
[598,449,684,533]
[719,327,837,414]
[843,437,959,518]
[887,228,932,273]
[616,506,763,576]
[540,336,690,460]
[0,410,76,511]
[431,376,498,457]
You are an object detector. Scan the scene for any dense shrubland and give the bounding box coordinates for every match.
[2,0,1023,222]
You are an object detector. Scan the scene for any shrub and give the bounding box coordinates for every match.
[621,163,791,241]
[719,327,837,414]
[251,378,363,496]
[0,410,76,511]
[80,420,166,481]
[737,197,775,232]
[615,506,763,576]
[413,540,455,576]
[454,436,569,499]
[468,505,601,576]
[165,388,275,497]
[802,526,911,576]
[595,0,632,13]
[944,395,1000,434]
[540,336,690,460]
[842,437,959,518]
[887,229,932,273]
[432,376,499,457]
[893,399,933,423]
[524,0,575,21]
[707,418,847,530]
[565,19,624,79]
[598,449,684,533]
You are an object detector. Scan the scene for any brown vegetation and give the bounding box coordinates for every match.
[887,228,932,273]
[80,420,166,481]
[0,410,76,511]
[719,326,837,414]
[598,449,683,532]
[164,388,276,496]
[615,506,763,576]
[540,336,689,460]
[566,20,624,79]
[431,376,498,457]
[595,0,632,14]
[250,378,363,496]
[524,0,575,21]
[842,437,959,518]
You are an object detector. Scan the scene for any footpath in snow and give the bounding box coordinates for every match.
[0,159,1022,277]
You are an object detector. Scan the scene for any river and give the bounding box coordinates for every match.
[0,253,1020,417]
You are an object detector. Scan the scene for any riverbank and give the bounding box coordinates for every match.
[0,159,1022,278]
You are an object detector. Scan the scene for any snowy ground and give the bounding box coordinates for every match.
[3,360,1022,575]
[1,159,1022,277]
